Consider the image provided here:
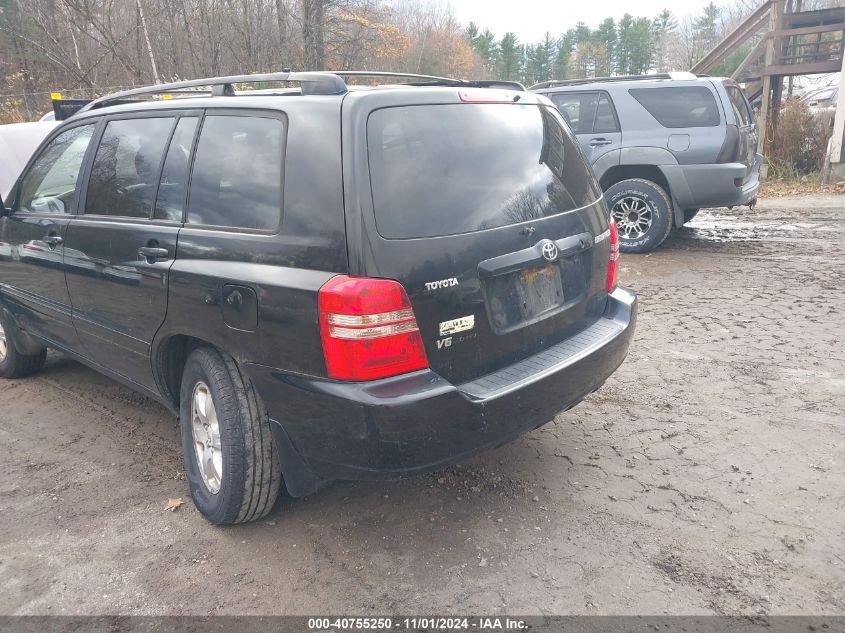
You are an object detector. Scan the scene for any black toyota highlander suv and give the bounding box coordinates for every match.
[0,71,637,524]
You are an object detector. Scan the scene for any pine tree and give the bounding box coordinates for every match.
[694,2,720,54]
[593,18,617,76]
[616,14,634,75]
[498,32,522,82]
[523,44,538,85]
[532,32,555,84]
[475,28,498,75]
[574,22,591,45]
[553,31,575,80]
[628,17,654,74]
[652,9,678,73]
[465,21,480,46]
[571,22,593,78]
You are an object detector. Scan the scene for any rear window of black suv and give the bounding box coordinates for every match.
[367,103,600,239]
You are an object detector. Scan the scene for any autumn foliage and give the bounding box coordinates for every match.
[0,0,477,123]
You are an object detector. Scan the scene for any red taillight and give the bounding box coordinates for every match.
[606,221,619,293]
[318,275,429,381]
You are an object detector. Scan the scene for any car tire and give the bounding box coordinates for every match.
[179,347,282,524]
[0,310,47,379]
[606,178,673,253]
[684,208,700,223]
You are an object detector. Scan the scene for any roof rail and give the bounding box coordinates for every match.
[76,70,527,114]
[333,70,462,84]
[332,71,525,91]
[77,71,348,113]
[529,72,699,90]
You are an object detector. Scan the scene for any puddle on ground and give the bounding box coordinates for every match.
[680,211,831,243]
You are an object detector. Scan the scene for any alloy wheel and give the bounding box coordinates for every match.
[0,321,6,362]
[612,195,653,240]
[190,381,223,494]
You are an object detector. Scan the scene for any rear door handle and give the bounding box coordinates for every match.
[589,138,613,146]
[138,246,170,262]
[43,235,63,248]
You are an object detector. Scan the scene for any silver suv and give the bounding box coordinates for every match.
[532,73,761,253]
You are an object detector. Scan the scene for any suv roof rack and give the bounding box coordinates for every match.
[77,71,348,113]
[334,71,525,91]
[529,72,699,90]
[77,71,526,113]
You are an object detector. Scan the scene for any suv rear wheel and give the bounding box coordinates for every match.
[0,310,47,379]
[606,178,673,253]
[179,347,282,524]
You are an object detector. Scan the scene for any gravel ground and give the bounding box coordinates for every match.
[0,194,843,616]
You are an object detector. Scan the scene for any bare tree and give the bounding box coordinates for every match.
[302,0,327,68]
[135,0,160,83]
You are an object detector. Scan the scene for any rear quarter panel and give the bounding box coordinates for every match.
[607,82,727,165]
[154,100,347,382]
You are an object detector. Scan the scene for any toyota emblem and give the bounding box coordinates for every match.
[541,241,559,262]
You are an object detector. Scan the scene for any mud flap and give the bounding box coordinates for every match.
[268,418,327,497]
[670,193,685,228]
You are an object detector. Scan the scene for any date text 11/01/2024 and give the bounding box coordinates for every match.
[307,617,528,631]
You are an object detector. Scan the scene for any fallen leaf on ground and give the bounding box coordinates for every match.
[164,498,185,512]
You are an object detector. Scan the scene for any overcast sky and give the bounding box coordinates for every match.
[449,0,712,43]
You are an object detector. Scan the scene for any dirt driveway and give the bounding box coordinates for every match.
[1,195,843,616]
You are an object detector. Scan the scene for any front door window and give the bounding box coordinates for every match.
[17,124,96,214]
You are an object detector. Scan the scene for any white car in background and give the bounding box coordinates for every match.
[0,121,58,201]
[800,86,838,115]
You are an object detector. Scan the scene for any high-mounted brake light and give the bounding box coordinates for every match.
[318,275,429,381]
[606,221,620,293]
[458,88,517,103]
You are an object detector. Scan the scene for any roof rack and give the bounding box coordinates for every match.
[333,71,525,91]
[77,70,527,113]
[77,71,348,113]
[529,72,698,90]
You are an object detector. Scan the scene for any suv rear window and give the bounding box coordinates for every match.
[629,86,720,128]
[367,104,599,239]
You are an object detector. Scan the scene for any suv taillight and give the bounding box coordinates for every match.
[717,124,740,163]
[606,221,620,293]
[318,275,429,381]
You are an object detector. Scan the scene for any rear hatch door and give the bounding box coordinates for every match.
[342,89,613,385]
[722,82,759,180]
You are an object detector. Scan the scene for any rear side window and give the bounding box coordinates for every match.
[550,92,598,134]
[154,117,199,221]
[629,86,720,128]
[17,124,95,214]
[550,92,618,135]
[726,86,752,127]
[367,104,600,239]
[86,117,174,218]
[187,115,284,231]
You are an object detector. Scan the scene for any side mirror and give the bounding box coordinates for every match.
[0,194,8,217]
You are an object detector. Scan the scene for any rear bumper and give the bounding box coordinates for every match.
[246,287,637,496]
[663,154,761,209]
